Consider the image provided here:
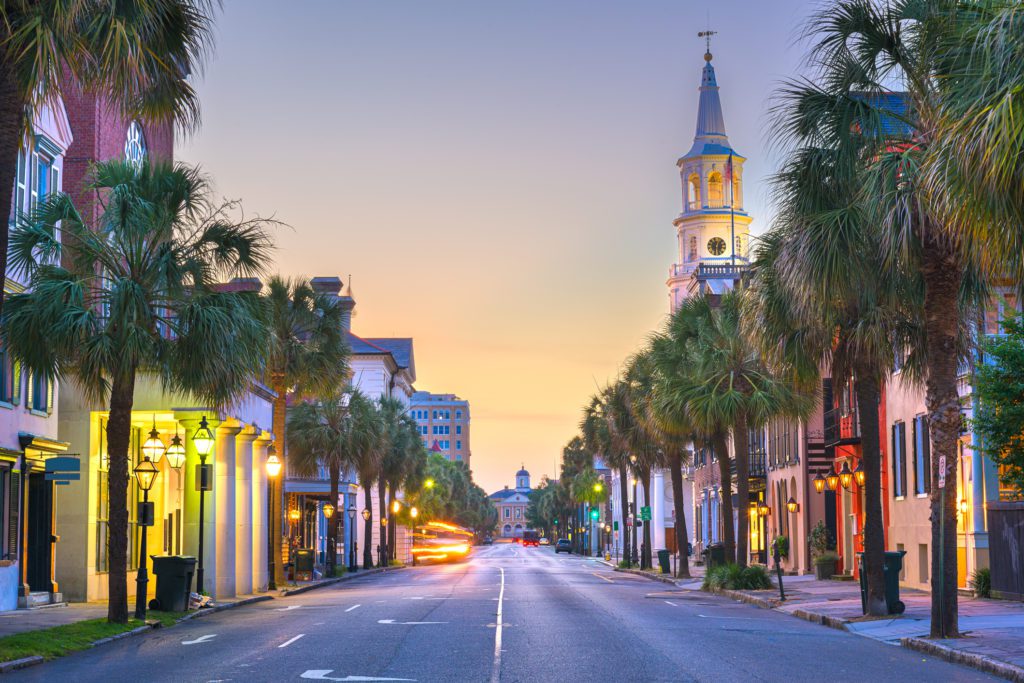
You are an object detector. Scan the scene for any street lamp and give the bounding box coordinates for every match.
[165,432,186,470]
[289,507,301,522]
[826,466,840,492]
[192,415,215,595]
[593,481,603,493]
[854,461,866,488]
[392,500,402,514]
[347,505,357,572]
[409,507,418,566]
[787,497,800,513]
[629,454,637,465]
[142,417,166,464]
[323,502,335,519]
[133,456,158,620]
[265,444,281,589]
[838,462,853,490]
[361,508,370,521]
[812,471,826,494]
[424,478,435,489]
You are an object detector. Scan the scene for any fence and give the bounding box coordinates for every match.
[988,501,1024,600]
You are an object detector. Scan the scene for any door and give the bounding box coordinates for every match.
[26,472,53,593]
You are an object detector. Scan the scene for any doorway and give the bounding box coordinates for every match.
[26,472,54,593]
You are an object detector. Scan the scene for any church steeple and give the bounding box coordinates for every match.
[687,51,737,159]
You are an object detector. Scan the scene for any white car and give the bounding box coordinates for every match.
[539,537,550,546]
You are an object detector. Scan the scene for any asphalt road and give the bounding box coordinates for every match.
[10,544,1000,682]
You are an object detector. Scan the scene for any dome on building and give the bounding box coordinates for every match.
[516,467,529,478]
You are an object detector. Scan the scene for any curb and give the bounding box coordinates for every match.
[614,567,682,587]
[900,637,1024,683]
[180,593,275,621]
[706,587,782,610]
[788,607,850,631]
[0,655,44,674]
[279,566,404,597]
[91,623,155,645]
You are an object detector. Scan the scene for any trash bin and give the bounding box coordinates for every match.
[295,548,315,580]
[657,549,671,574]
[857,550,907,615]
[150,555,196,612]
[703,542,726,570]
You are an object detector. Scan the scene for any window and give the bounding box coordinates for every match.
[504,508,510,518]
[688,234,698,261]
[29,372,49,413]
[892,421,907,498]
[12,149,27,220]
[912,415,931,495]
[455,454,462,461]
[455,410,462,420]
[96,436,110,572]
[432,410,437,420]
[0,345,16,404]
[456,425,462,435]
[687,173,701,208]
[456,440,461,450]
[515,508,521,519]
[708,171,723,206]
[918,543,929,583]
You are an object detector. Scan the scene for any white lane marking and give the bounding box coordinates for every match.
[697,614,761,620]
[592,572,614,583]
[182,634,217,645]
[300,672,415,681]
[490,567,505,683]
[277,605,302,611]
[345,604,361,612]
[664,600,679,607]
[279,634,306,648]
[377,619,447,625]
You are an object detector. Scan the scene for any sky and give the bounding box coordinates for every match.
[178,0,815,494]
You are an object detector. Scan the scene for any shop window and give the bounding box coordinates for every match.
[892,421,907,498]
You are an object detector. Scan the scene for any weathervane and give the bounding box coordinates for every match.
[698,29,717,61]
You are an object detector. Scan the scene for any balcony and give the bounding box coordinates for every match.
[696,262,748,281]
[669,263,695,279]
[685,199,742,213]
[823,407,861,447]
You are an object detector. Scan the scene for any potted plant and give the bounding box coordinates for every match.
[809,521,837,580]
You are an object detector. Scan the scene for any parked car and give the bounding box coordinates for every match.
[539,537,550,546]
[481,535,494,545]
[555,539,572,554]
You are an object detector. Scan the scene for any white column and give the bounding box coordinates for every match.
[214,422,241,600]
[252,434,270,592]
[234,427,257,596]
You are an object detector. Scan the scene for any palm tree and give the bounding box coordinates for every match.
[349,392,384,569]
[3,159,271,623]
[0,0,216,318]
[264,276,348,588]
[377,396,418,565]
[773,0,990,633]
[582,390,631,567]
[287,391,358,578]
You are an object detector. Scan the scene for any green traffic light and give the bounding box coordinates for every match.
[590,509,598,520]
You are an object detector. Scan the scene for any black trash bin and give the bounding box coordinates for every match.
[857,550,908,615]
[703,542,726,570]
[295,548,315,580]
[150,555,196,612]
[657,549,671,574]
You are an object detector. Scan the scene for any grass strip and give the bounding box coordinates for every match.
[0,610,187,662]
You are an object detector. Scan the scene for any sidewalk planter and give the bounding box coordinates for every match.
[815,553,838,580]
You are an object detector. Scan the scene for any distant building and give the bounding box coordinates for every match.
[410,392,470,468]
[489,466,532,538]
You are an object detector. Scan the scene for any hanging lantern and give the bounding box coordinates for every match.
[813,472,826,494]
[142,417,166,464]
[322,502,335,518]
[826,467,840,491]
[165,431,186,470]
[854,460,866,488]
[839,462,854,490]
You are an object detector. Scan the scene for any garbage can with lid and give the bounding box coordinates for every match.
[702,542,726,570]
[857,550,908,615]
[150,555,196,612]
[657,549,671,574]
[295,548,315,580]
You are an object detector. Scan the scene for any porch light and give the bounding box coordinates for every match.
[758,503,771,517]
[289,508,301,522]
[142,417,166,463]
[361,508,371,521]
[787,497,799,513]
[193,415,215,457]
[165,433,186,470]
[839,462,853,490]
[854,461,866,488]
[265,447,282,478]
[813,472,826,494]
[826,467,840,491]
[133,456,159,492]
[322,502,335,518]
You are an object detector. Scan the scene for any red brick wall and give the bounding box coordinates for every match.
[61,81,174,223]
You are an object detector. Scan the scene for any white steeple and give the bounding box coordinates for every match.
[667,45,753,310]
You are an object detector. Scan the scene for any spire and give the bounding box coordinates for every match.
[686,43,736,158]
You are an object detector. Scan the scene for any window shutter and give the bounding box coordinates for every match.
[46,378,53,414]
[923,416,932,493]
[891,424,899,497]
[911,418,919,494]
[7,471,19,559]
[11,363,20,406]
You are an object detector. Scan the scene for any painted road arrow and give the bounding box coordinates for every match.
[182,634,217,645]
[300,671,415,681]
[377,619,447,625]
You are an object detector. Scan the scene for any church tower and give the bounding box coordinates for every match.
[667,44,753,310]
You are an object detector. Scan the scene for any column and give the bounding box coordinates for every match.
[252,433,270,592]
[214,421,241,600]
[234,426,257,596]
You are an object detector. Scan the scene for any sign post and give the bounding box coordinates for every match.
[938,455,947,638]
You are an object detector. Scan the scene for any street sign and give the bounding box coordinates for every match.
[938,456,947,489]
[640,506,651,521]
[613,521,619,531]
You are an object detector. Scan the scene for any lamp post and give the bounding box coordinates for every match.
[322,501,335,575]
[361,508,370,569]
[410,506,418,566]
[265,445,282,589]
[133,456,158,620]
[347,505,357,572]
[192,416,215,595]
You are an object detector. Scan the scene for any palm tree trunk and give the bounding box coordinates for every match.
[327,463,340,577]
[921,232,963,638]
[387,485,396,562]
[853,365,888,616]
[618,465,631,567]
[668,448,691,578]
[106,371,137,624]
[362,482,374,569]
[0,65,24,322]
[714,432,736,564]
[641,469,653,569]
[377,483,387,567]
[270,385,287,589]
[734,416,750,568]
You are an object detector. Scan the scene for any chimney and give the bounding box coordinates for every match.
[310,276,355,332]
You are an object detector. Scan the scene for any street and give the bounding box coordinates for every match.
[8,544,998,683]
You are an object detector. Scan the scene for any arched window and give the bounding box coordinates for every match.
[735,235,744,259]
[732,174,742,208]
[708,172,723,206]
[688,235,698,261]
[687,173,701,209]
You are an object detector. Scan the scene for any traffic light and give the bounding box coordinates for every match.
[590,509,599,521]
[553,519,558,525]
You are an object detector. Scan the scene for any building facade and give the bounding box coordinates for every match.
[490,467,531,538]
[410,392,471,468]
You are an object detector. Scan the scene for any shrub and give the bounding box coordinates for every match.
[971,567,991,598]
[703,563,773,591]
[814,550,839,565]
[772,535,789,558]
[809,521,834,560]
